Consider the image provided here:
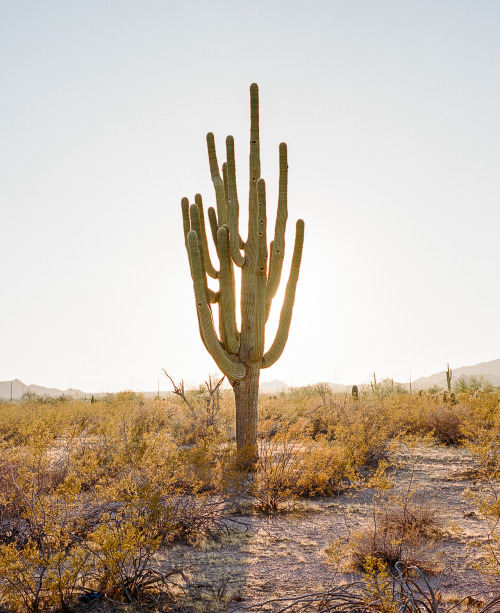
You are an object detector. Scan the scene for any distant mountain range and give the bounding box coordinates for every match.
[259,380,291,394]
[408,358,500,391]
[2,358,499,400]
[259,379,351,394]
[260,358,500,394]
[0,379,88,400]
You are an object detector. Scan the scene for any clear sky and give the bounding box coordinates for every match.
[1,1,499,393]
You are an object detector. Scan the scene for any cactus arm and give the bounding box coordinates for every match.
[207,133,228,226]
[217,226,240,355]
[223,152,244,247]
[251,178,268,362]
[194,194,218,279]
[189,203,210,293]
[206,288,219,303]
[186,233,217,356]
[187,230,245,381]
[261,219,304,369]
[266,244,283,319]
[188,203,218,303]
[181,197,191,245]
[207,206,219,249]
[222,162,229,209]
[225,135,245,267]
[265,142,288,319]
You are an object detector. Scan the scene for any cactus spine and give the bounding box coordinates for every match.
[181,84,305,463]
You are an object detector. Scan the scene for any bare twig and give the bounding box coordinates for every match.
[163,370,197,420]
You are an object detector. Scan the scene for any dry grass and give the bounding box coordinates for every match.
[0,389,499,611]
[328,482,446,573]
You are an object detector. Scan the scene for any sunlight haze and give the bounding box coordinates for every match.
[1,1,499,393]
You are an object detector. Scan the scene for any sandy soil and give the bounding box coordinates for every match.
[166,443,500,610]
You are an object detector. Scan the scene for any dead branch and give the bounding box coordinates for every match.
[163,370,197,420]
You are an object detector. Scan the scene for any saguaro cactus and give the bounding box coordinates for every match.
[181,84,305,463]
[446,363,452,393]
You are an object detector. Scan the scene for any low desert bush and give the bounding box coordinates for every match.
[253,436,298,512]
[333,400,394,469]
[258,389,500,456]
[0,396,235,611]
[253,434,351,513]
[421,403,468,445]
[329,487,443,572]
[292,438,349,497]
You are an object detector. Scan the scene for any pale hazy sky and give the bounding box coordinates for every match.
[1,1,499,392]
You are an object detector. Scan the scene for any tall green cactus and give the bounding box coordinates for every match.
[181,84,305,463]
[446,363,452,393]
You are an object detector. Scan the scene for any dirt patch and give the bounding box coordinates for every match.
[165,443,499,609]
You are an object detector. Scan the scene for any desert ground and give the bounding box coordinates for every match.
[1,386,500,612]
[168,443,496,610]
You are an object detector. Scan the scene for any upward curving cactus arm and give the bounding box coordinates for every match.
[207,133,228,227]
[188,204,207,284]
[222,162,229,211]
[194,194,218,279]
[207,207,219,249]
[217,225,239,355]
[187,230,245,381]
[187,203,218,304]
[225,135,245,267]
[261,219,304,369]
[266,142,288,319]
[181,197,191,246]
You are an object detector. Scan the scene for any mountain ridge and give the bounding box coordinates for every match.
[0,379,88,400]
[260,357,500,394]
[2,358,499,399]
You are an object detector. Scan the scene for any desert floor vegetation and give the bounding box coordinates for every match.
[0,387,500,611]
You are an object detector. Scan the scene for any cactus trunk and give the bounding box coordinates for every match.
[232,363,260,464]
[180,84,304,465]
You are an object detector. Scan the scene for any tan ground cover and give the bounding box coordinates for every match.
[167,443,498,609]
[1,391,500,611]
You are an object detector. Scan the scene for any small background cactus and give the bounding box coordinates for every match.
[446,363,452,393]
